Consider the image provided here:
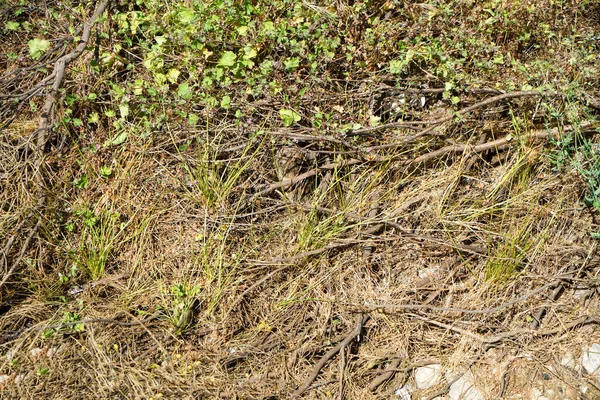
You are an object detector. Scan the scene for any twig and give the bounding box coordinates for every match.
[349,90,544,136]
[251,158,362,200]
[293,314,369,398]
[36,0,110,152]
[410,313,597,344]
[226,240,359,318]
[368,358,401,392]
[366,280,558,315]
[337,345,345,400]
[290,202,487,255]
[410,120,600,165]
[0,217,41,290]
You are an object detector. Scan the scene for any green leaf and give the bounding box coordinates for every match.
[119,103,129,118]
[6,21,20,31]
[104,109,116,118]
[167,68,180,84]
[389,59,405,75]
[279,109,301,126]
[492,54,504,64]
[28,38,50,60]
[99,166,112,178]
[88,112,99,124]
[74,174,89,189]
[262,21,275,34]
[284,57,300,71]
[177,82,193,100]
[220,95,231,108]
[218,51,237,67]
[178,8,196,24]
[155,35,167,46]
[105,131,128,146]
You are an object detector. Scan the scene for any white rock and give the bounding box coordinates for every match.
[394,383,413,400]
[582,343,600,375]
[414,364,443,389]
[30,348,43,358]
[448,374,484,400]
[14,373,26,385]
[529,387,550,400]
[46,346,58,359]
[5,349,16,362]
[418,265,440,279]
[0,375,11,384]
[561,352,576,369]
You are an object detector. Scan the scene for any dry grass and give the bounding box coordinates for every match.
[2,0,600,398]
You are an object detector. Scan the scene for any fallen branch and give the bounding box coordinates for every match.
[0,216,41,290]
[36,0,111,152]
[410,313,597,344]
[410,120,600,165]
[251,158,362,200]
[360,278,569,315]
[293,314,369,398]
[349,90,544,136]
[367,358,401,392]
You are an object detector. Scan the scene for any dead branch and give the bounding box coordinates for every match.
[36,0,111,153]
[367,358,401,392]
[410,120,600,165]
[251,158,362,199]
[293,314,369,398]
[0,217,41,290]
[360,279,567,315]
[410,313,597,344]
[349,90,544,136]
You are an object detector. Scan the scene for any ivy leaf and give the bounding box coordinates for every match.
[28,38,50,60]
[6,21,20,31]
[167,68,180,84]
[119,103,129,118]
[279,109,301,126]
[105,131,128,147]
[177,82,193,100]
[178,8,196,24]
[218,51,237,67]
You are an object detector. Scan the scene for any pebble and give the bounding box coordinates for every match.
[414,364,443,389]
[394,383,413,400]
[560,352,577,370]
[447,372,484,400]
[30,348,43,359]
[582,343,600,376]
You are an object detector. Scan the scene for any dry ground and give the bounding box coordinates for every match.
[1,0,600,399]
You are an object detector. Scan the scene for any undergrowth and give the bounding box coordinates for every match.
[1,0,600,398]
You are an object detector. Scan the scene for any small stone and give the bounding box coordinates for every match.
[573,285,591,300]
[414,364,443,389]
[14,373,26,385]
[30,348,43,359]
[394,383,413,400]
[5,349,16,362]
[529,387,548,400]
[417,265,440,279]
[0,375,11,384]
[581,343,600,375]
[46,346,58,359]
[560,352,576,369]
[448,373,484,400]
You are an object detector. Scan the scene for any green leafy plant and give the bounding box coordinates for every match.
[159,284,200,335]
[279,109,301,127]
[28,38,50,60]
